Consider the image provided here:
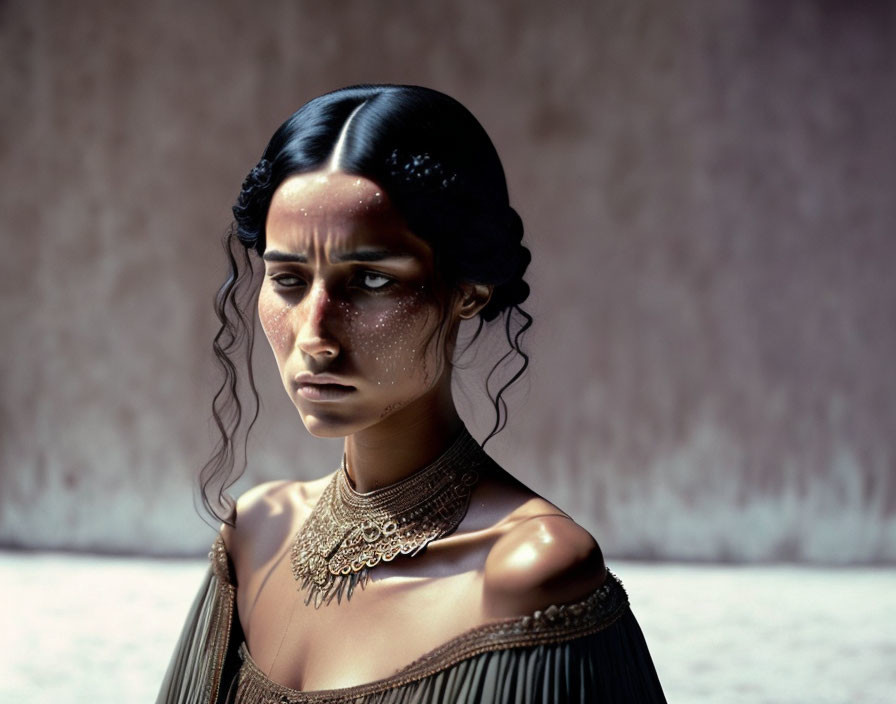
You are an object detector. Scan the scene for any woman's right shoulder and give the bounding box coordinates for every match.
[219,476,331,571]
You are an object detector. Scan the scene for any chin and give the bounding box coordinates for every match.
[298,409,363,438]
[297,401,412,438]
[302,422,351,439]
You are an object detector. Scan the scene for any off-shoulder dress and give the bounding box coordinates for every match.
[157,535,666,703]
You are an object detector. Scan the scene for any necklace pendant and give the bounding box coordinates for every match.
[359,519,381,543]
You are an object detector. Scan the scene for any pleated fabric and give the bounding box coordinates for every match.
[230,612,665,704]
[157,540,666,704]
[156,542,244,704]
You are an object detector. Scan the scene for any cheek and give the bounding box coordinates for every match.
[344,291,441,384]
[258,289,295,360]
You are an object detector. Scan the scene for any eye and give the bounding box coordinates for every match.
[358,272,394,291]
[270,273,306,288]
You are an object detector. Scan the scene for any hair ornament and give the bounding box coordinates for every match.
[386,148,458,191]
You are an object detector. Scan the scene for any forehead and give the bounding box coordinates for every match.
[265,171,429,259]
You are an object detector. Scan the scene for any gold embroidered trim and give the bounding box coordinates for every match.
[232,572,629,703]
[205,536,237,704]
[210,534,236,586]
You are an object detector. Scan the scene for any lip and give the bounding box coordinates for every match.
[294,373,353,385]
[293,373,356,402]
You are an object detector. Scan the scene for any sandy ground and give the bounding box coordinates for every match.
[1,552,893,704]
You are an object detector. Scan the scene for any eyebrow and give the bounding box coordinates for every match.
[262,249,414,264]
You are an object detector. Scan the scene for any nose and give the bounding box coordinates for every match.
[296,280,340,361]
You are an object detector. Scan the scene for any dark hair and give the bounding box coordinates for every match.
[199,84,532,526]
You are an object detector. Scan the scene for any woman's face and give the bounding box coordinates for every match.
[259,170,452,437]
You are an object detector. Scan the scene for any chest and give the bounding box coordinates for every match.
[235,543,489,692]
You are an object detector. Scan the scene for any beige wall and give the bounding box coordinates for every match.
[2,1,894,561]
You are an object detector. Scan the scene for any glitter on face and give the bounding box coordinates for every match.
[257,170,453,438]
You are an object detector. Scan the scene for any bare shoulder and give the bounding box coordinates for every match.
[483,496,606,618]
[220,475,331,572]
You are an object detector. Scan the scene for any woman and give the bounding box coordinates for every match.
[158,84,666,703]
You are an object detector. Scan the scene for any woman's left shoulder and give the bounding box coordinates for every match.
[482,500,607,617]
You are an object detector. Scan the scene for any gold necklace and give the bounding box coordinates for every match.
[290,426,488,608]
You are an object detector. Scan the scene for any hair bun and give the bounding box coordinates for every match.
[253,158,272,183]
[479,236,531,322]
[476,207,530,321]
[232,158,273,249]
[506,208,524,244]
[481,278,530,322]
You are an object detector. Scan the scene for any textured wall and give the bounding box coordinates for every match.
[1,1,894,561]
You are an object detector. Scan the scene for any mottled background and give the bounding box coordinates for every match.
[1,0,894,562]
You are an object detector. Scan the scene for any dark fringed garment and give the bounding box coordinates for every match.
[157,537,667,703]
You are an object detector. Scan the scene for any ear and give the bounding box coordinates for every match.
[456,283,494,320]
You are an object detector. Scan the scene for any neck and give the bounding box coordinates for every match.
[343,376,463,493]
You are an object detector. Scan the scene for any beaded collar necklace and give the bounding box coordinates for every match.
[290,426,487,607]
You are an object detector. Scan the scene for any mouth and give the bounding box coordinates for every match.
[293,375,357,402]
